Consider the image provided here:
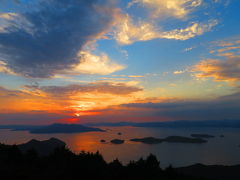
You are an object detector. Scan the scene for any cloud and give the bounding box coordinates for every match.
[183,47,195,52]
[0,0,121,78]
[0,86,26,97]
[114,15,218,45]
[114,0,218,45]
[157,20,218,40]
[217,46,240,53]
[119,91,240,121]
[128,0,202,19]
[24,82,143,96]
[62,51,125,75]
[0,13,18,20]
[193,57,240,82]
[173,70,185,74]
[0,112,71,125]
[0,81,143,113]
[0,60,16,75]
[210,38,240,55]
[72,91,240,123]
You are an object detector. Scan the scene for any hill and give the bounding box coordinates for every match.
[18,138,66,156]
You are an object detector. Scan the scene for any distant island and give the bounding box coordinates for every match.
[131,136,207,144]
[0,123,104,134]
[130,137,163,144]
[164,136,207,143]
[85,120,240,128]
[30,123,104,134]
[191,134,215,138]
[110,139,124,144]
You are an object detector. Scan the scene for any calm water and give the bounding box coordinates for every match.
[0,126,240,168]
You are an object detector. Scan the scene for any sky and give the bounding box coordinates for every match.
[0,0,239,125]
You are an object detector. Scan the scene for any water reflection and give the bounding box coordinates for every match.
[0,126,240,167]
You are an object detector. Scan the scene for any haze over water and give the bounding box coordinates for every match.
[1,126,240,168]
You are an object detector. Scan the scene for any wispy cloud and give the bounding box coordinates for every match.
[173,70,185,74]
[114,14,217,45]
[128,0,202,19]
[193,58,240,82]
[24,82,143,96]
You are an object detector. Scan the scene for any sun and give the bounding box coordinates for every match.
[75,113,80,117]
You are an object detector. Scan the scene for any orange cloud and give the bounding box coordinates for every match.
[210,38,240,57]
[193,58,240,82]
[128,0,202,19]
[62,51,125,75]
[114,14,217,44]
[0,81,143,115]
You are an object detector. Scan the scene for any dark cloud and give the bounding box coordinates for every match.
[0,0,118,78]
[25,81,143,96]
[0,86,26,97]
[0,112,71,125]
[121,92,240,120]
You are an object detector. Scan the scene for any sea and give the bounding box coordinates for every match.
[0,126,240,168]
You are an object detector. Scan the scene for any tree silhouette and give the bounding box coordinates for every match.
[0,142,211,180]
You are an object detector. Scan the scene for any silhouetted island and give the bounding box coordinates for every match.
[30,123,104,134]
[130,136,207,144]
[110,139,124,144]
[191,134,215,138]
[164,136,207,143]
[85,119,240,128]
[130,137,163,144]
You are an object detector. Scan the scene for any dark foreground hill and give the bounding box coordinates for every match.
[176,163,240,180]
[176,164,240,180]
[0,138,238,180]
[18,138,66,156]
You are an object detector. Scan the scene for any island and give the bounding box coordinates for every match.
[164,136,207,143]
[191,134,215,138]
[130,137,163,144]
[100,139,106,143]
[110,139,124,144]
[30,123,105,134]
[130,136,207,144]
